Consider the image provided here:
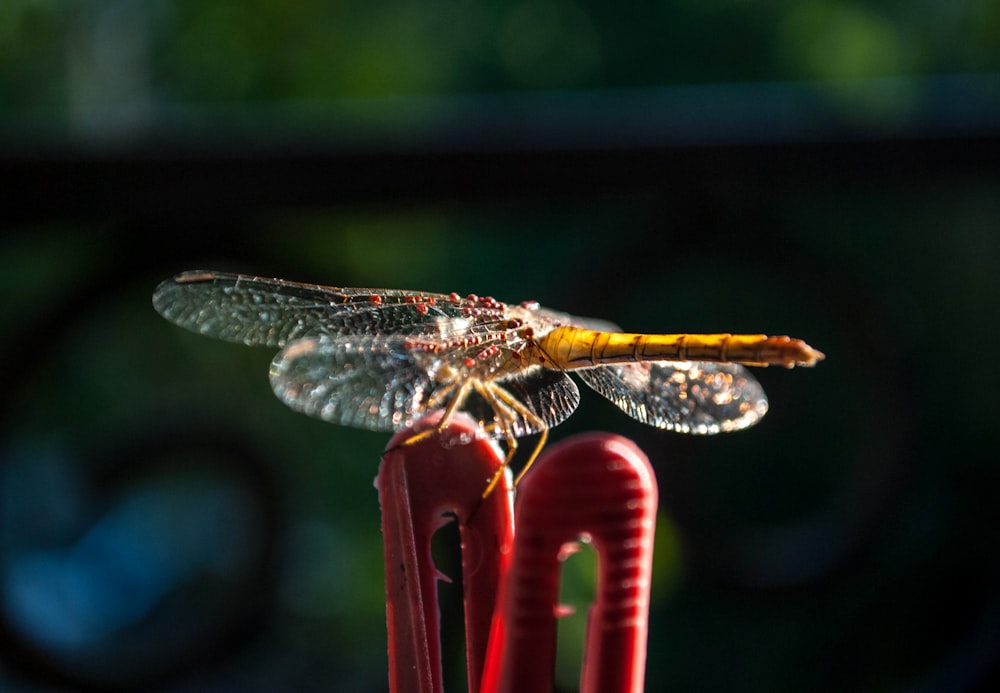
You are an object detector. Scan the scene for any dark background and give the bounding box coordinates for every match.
[2,1,999,691]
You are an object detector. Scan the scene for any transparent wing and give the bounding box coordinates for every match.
[491,367,581,437]
[576,361,768,434]
[269,335,439,432]
[153,270,469,348]
[269,336,581,440]
[566,314,623,333]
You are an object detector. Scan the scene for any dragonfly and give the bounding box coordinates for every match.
[153,270,824,494]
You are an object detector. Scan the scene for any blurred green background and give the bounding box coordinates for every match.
[2,1,999,691]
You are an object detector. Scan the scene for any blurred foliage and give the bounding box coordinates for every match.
[2,0,1000,112]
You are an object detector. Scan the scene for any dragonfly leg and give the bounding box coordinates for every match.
[470,379,520,498]
[477,382,549,497]
[397,376,550,498]
[423,381,457,411]
[400,379,471,448]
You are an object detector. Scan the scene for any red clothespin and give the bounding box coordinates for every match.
[377,412,513,693]
[481,433,657,693]
[378,420,656,693]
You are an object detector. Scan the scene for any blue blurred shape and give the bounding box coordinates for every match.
[4,474,255,652]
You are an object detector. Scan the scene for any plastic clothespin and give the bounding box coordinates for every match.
[378,420,656,693]
[481,433,657,693]
[377,411,514,693]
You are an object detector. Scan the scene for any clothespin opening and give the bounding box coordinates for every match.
[481,433,657,693]
[376,411,514,693]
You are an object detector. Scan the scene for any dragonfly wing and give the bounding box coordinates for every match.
[493,367,581,437]
[153,270,466,348]
[269,335,438,432]
[576,361,768,434]
[567,315,623,333]
[271,336,580,440]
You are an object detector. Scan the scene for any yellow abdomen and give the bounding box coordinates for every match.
[535,326,824,370]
